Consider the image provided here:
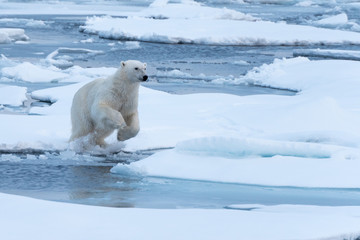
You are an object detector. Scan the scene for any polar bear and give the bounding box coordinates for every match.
[70,60,148,147]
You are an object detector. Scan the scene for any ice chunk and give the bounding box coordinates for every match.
[0,28,29,44]
[0,18,48,28]
[295,1,317,7]
[45,47,104,68]
[241,57,360,92]
[139,1,257,21]
[293,48,360,61]
[315,13,348,26]
[1,62,67,83]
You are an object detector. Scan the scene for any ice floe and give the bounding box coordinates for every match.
[293,48,360,61]
[0,28,29,44]
[81,15,360,45]
[0,18,49,28]
[315,13,349,26]
[1,62,68,83]
[1,55,360,188]
[1,192,360,240]
[311,13,360,32]
[110,57,360,188]
[45,47,104,68]
[136,0,258,21]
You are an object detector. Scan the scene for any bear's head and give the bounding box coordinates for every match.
[121,60,148,83]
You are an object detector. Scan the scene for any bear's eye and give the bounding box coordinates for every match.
[135,67,139,70]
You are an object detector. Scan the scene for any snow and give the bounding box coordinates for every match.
[2,0,360,238]
[136,0,257,21]
[45,47,104,68]
[110,57,360,188]
[81,15,360,45]
[0,84,27,106]
[0,18,48,28]
[0,56,112,83]
[0,1,145,16]
[1,192,360,240]
[1,57,360,187]
[1,62,68,83]
[0,28,29,44]
[315,13,349,26]
[74,0,360,46]
[112,137,360,188]
[295,1,317,7]
[293,48,360,61]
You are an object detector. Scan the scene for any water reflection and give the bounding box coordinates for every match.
[2,158,360,208]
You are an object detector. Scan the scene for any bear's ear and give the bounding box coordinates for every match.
[121,61,126,67]
[144,63,147,68]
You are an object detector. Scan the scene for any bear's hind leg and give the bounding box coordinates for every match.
[70,110,94,142]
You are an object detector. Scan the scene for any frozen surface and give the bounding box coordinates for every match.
[1,192,360,240]
[1,0,360,238]
[81,15,360,45]
[293,48,360,60]
[0,1,147,15]
[136,0,258,20]
[113,138,360,188]
[1,57,359,188]
[1,62,68,83]
[112,57,360,188]
[78,0,360,46]
[0,84,26,106]
[0,28,29,44]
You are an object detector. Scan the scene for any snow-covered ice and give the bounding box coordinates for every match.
[0,84,26,106]
[79,1,360,46]
[1,56,360,188]
[2,0,360,238]
[293,48,360,61]
[111,57,360,188]
[136,0,258,21]
[0,28,29,44]
[315,13,349,26]
[1,62,68,83]
[81,15,360,45]
[0,18,48,28]
[1,192,360,240]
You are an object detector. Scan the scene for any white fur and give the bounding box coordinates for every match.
[70,60,147,147]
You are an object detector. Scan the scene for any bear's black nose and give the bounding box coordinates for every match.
[143,75,148,81]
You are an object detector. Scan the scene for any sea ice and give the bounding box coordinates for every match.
[315,13,349,26]
[1,62,67,83]
[111,57,360,188]
[0,18,48,28]
[81,16,360,45]
[0,84,27,106]
[293,48,360,61]
[0,28,29,44]
[45,47,104,68]
[1,192,360,240]
[136,0,258,21]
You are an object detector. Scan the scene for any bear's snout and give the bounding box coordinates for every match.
[142,75,148,81]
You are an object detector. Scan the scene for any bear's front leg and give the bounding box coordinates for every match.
[92,102,126,130]
[117,112,140,141]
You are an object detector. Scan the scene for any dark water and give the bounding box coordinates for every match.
[2,157,360,208]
